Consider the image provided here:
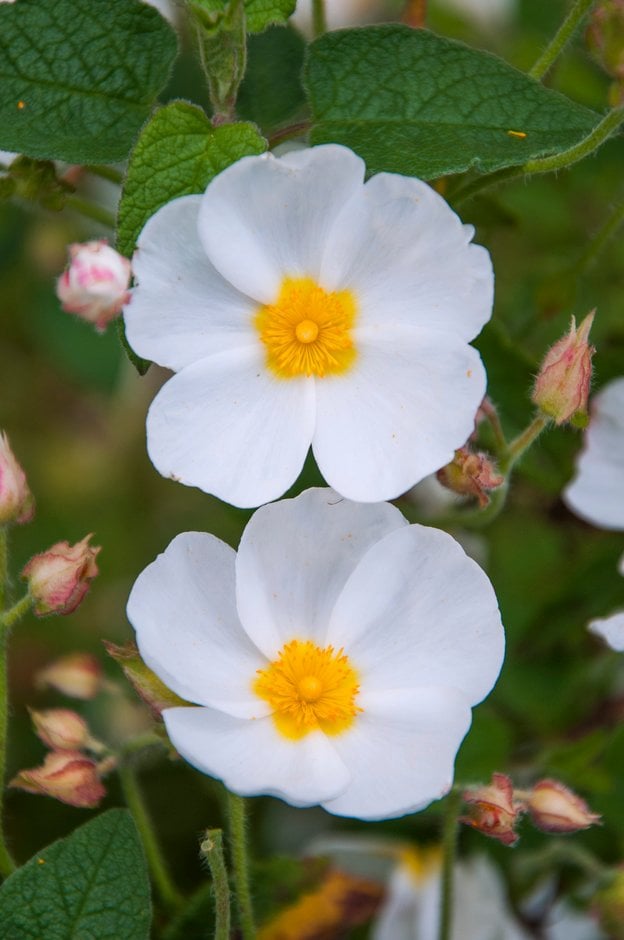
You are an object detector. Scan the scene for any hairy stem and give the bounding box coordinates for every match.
[0,595,33,634]
[227,791,256,939]
[200,829,231,940]
[523,106,624,175]
[505,415,549,468]
[439,787,462,940]
[529,0,597,81]
[119,764,183,912]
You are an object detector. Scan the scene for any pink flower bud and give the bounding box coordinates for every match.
[437,447,504,507]
[22,535,100,616]
[0,431,34,526]
[532,311,596,426]
[9,750,105,808]
[36,652,103,700]
[587,0,624,81]
[56,240,131,332]
[29,708,91,751]
[461,773,524,846]
[527,779,601,834]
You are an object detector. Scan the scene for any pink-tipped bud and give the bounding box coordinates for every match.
[36,652,103,700]
[461,773,524,846]
[56,240,131,332]
[437,447,504,507]
[587,1,624,81]
[527,779,601,834]
[22,535,100,616]
[0,431,34,526]
[29,708,92,751]
[9,750,106,808]
[532,311,596,426]
[104,640,189,719]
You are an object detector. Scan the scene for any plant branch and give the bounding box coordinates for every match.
[227,791,256,939]
[529,0,597,81]
[200,829,231,940]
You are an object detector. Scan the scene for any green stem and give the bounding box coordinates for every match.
[575,197,624,275]
[65,195,116,229]
[227,791,256,940]
[200,829,231,940]
[312,0,327,37]
[529,0,597,81]
[504,414,549,468]
[268,120,312,150]
[0,595,33,634]
[523,106,624,175]
[86,165,123,185]
[119,764,183,912]
[439,787,462,940]
[118,731,165,758]
[0,529,16,877]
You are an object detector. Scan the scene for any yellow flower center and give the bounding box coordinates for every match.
[253,639,361,740]
[254,276,357,379]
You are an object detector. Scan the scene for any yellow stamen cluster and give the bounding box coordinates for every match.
[253,639,361,739]
[254,276,357,379]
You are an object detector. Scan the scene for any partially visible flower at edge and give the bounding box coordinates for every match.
[125,144,493,508]
[0,430,34,526]
[126,487,504,820]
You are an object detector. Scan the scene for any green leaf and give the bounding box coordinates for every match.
[0,0,177,164]
[305,26,601,179]
[190,0,295,33]
[238,26,306,131]
[117,102,267,257]
[0,809,151,939]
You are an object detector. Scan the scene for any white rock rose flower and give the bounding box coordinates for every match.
[125,145,493,508]
[127,488,504,820]
[564,377,624,530]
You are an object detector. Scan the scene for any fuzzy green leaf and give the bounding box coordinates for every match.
[238,26,306,131]
[0,810,151,939]
[305,26,601,179]
[0,0,177,164]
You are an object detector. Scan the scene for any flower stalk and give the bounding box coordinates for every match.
[118,763,183,912]
[529,0,598,80]
[200,829,231,940]
[65,195,116,229]
[226,791,256,940]
[439,787,462,940]
[0,594,33,634]
[312,0,327,37]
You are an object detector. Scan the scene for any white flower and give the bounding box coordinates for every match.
[564,377,624,530]
[588,556,624,652]
[127,487,504,820]
[125,145,493,508]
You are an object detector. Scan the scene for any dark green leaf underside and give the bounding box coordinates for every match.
[305,26,601,179]
[0,0,178,164]
[0,809,151,940]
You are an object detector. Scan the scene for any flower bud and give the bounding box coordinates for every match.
[587,1,624,81]
[532,311,596,426]
[104,640,189,718]
[56,240,131,332]
[461,773,523,846]
[29,708,93,751]
[0,431,34,526]
[437,447,504,507]
[9,750,106,808]
[22,535,100,616]
[36,652,103,700]
[527,779,601,833]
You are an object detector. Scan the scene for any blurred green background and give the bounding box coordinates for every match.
[1,0,623,934]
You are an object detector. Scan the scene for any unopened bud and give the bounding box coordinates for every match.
[10,750,106,808]
[29,707,101,752]
[22,535,100,616]
[104,640,189,718]
[587,1,624,81]
[36,652,103,700]
[527,779,601,833]
[0,431,34,526]
[437,447,504,507]
[532,311,595,426]
[461,773,523,846]
[56,240,131,332]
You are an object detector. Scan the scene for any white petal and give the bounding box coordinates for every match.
[198,145,366,302]
[127,533,267,717]
[320,172,493,342]
[322,687,472,820]
[146,347,315,508]
[235,487,407,657]
[588,612,624,652]
[313,328,486,502]
[125,196,257,371]
[328,523,504,705]
[564,378,624,530]
[373,866,426,940]
[163,706,350,805]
